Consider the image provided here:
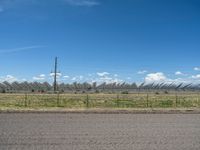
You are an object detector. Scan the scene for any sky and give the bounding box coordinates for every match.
[0,0,200,84]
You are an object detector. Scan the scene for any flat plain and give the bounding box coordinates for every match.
[0,113,200,150]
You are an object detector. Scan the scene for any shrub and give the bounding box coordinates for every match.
[95,90,100,93]
[164,91,169,94]
[121,91,129,94]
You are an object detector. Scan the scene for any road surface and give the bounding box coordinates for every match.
[0,113,200,150]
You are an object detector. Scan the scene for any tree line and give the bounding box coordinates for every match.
[0,81,199,93]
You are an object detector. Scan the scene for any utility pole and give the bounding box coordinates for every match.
[53,57,58,93]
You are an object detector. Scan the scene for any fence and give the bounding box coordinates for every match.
[0,93,200,109]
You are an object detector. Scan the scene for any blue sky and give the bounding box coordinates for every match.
[0,0,200,84]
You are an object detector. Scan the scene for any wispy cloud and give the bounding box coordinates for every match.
[175,71,187,76]
[50,73,62,77]
[0,0,100,11]
[71,75,84,81]
[0,75,18,82]
[97,72,110,77]
[137,70,148,75]
[33,74,46,81]
[64,0,100,7]
[191,74,200,79]
[63,75,70,78]
[0,45,46,54]
[194,67,200,71]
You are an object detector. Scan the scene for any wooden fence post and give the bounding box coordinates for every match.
[25,93,28,107]
[117,94,120,108]
[86,94,89,108]
[57,92,60,107]
[175,93,178,108]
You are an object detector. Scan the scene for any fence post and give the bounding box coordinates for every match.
[45,96,47,107]
[146,93,149,108]
[86,94,89,108]
[25,93,28,107]
[57,92,60,107]
[116,94,120,108]
[175,93,178,108]
[150,94,153,109]
[28,93,31,106]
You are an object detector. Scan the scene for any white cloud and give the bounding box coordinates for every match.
[97,72,110,77]
[71,77,76,81]
[21,78,27,81]
[194,67,200,71]
[99,77,123,84]
[50,73,62,77]
[169,78,190,83]
[64,0,100,6]
[100,76,112,80]
[71,75,84,81]
[63,75,69,78]
[137,70,147,74]
[33,75,45,81]
[0,75,30,83]
[88,73,93,77]
[145,72,167,83]
[0,75,17,82]
[33,74,46,81]
[110,78,123,84]
[61,75,70,81]
[175,71,184,76]
[79,75,83,80]
[39,74,45,78]
[33,77,44,81]
[86,73,124,84]
[96,72,124,83]
[114,74,118,77]
[191,74,200,79]
[127,77,131,80]
[144,72,198,84]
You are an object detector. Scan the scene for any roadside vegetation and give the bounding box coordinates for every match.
[0,93,200,110]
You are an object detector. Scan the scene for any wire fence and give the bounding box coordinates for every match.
[0,93,200,109]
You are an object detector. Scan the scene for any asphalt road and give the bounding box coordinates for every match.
[0,113,200,150]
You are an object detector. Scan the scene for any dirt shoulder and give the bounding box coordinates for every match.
[0,108,200,114]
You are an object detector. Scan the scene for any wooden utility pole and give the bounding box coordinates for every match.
[53,57,58,92]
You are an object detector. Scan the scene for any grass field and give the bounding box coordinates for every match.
[0,93,200,110]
